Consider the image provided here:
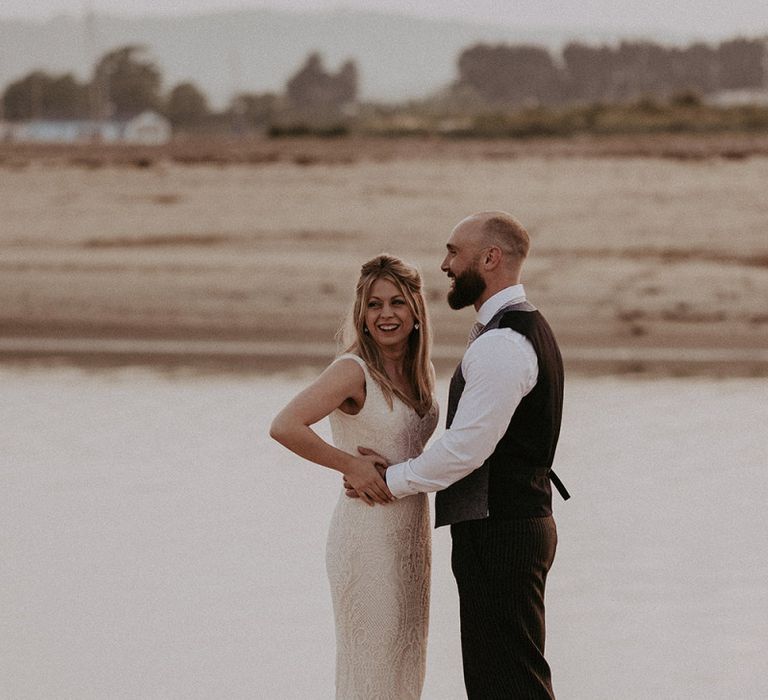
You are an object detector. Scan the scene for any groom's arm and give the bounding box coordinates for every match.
[386,329,537,498]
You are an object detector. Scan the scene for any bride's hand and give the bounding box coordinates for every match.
[343,451,393,506]
[343,462,387,499]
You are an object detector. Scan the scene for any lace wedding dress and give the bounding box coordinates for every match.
[326,354,439,700]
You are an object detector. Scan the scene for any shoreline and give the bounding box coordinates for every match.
[4,132,768,167]
[2,335,766,377]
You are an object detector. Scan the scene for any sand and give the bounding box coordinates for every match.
[0,136,766,375]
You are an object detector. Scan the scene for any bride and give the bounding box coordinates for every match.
[270,254,438,699]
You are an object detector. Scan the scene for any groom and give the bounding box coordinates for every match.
[355,211,569,699]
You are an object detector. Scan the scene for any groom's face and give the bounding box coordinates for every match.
[446,257,485,310]
[441,221,487,310]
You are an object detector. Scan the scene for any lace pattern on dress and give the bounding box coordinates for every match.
[325,353,438,699]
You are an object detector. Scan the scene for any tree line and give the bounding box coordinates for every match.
[0,46,357,130]
[2,36,766,130]
[455,38,767,105]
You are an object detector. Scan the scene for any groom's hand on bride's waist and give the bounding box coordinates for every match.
[343,447,391,502]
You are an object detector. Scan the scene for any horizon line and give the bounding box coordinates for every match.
[0,6,748,44]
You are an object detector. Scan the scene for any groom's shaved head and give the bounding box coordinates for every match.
[462,211,530,262]
[443,210,530,309]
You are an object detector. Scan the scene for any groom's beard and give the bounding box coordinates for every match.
[447,263,486,310]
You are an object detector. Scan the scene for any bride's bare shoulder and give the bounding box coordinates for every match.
[323,355,367,414]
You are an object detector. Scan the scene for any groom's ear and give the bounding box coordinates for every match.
[483,245,503,269]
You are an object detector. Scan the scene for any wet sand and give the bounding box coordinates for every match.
[2,367,766,698]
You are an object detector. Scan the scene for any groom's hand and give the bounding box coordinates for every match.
[343,464,387,497]
[343,454,393,506]
[343,447,391,501]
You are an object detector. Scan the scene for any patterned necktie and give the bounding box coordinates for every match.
[467,321,484,346]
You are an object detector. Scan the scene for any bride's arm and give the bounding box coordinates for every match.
[269,359,394,506]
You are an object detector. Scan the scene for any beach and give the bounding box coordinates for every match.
[1,136,767,375]
[1,135,767,698]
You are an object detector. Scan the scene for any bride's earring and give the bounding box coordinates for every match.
[363,326,370,334]
[413,322,420,330]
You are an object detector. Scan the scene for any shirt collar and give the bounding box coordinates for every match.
[475,284,527,325]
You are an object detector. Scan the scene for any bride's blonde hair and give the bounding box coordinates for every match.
[340,254,433,415]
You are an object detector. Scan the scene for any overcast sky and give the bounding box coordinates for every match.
[2,0,767,41]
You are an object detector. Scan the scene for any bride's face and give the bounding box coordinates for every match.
[364,278,416,350]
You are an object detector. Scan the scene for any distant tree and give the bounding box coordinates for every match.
[457,44,564,105]
[675,43,719,95]
[612,41,672,98]
[92,45,162,119]
[166,81,209,127]
[285,53,357,113]
[717,38,766,90]
[229,92,278,130]
[560,38,766,102]
[2,71,89,121]
[562,42,614,101]
[335,60,358,105]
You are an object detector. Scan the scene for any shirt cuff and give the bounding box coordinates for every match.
[386,461,416,499]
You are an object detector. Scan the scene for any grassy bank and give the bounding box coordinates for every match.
[3,131,768,171]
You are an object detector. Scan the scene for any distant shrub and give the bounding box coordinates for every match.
[634,96,663,114]
[453,109,576,138]
[354,99,768,139]
[671,90,702,107]
[269,124,348,138]
[737,106,768,130]
[269,124,311,137]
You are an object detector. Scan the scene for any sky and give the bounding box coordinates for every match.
[2,0,768,42]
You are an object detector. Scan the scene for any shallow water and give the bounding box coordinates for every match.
[2,366,766,699]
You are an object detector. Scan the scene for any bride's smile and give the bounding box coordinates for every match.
[365,278,416,349]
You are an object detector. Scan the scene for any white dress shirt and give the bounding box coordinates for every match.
[386,285,539,498]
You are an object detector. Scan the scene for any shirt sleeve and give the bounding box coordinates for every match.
[386,328,538,498]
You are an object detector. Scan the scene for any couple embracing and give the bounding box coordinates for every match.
[271,211,569,699]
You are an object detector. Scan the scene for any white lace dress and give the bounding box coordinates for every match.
[325,354,439,700]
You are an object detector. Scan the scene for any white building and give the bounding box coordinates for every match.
[4,111,172,145]
[705,89,768,107]
[121,111,172,145]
